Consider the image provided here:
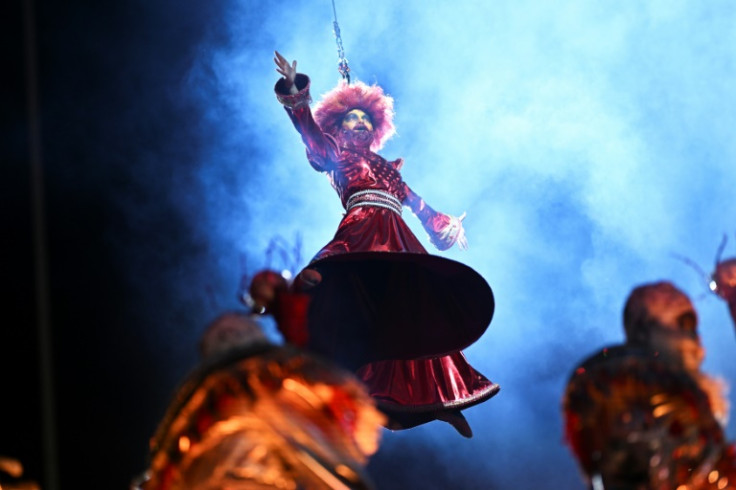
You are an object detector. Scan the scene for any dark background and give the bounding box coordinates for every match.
[4,1,232,487]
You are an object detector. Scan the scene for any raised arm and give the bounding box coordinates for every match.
[403,184,468,251]
[274,51,339,171]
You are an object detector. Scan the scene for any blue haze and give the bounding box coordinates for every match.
[140,1,736,488]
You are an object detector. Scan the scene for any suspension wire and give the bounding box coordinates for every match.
[23,0,60,488]
[331,0,351,83]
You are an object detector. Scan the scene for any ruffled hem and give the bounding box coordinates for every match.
[356,352,497,412]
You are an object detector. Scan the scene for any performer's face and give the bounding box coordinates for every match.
[341,109,373,132]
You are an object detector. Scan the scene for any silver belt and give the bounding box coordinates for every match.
[345,189,402,215]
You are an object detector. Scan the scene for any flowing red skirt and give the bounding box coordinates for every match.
[306,206,497,423]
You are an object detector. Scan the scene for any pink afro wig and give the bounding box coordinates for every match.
[313,80,395,151]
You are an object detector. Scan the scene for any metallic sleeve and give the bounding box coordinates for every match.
[275,73,339,171]
[403,184,460,251]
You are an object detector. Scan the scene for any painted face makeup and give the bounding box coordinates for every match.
[341,109,374,132]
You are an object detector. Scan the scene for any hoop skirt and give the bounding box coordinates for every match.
[276,75,499,428]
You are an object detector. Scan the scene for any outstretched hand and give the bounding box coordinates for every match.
[435,212,468,251]
[455,212,468,250]
[274,51,297,93]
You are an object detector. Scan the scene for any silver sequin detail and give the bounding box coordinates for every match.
[346,189,402,215]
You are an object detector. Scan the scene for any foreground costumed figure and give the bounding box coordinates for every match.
[622,281,729,425]
[563,281,734,489]
[273,52,498,437]
[712,257,736,329]
[136,313,385,490]
[0,457,40,490]
[564,347,736,490]
[709,237,736,331]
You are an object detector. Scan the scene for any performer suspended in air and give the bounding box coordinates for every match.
[272,52,498,437]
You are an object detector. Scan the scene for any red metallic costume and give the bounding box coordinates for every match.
[275,74,498,435]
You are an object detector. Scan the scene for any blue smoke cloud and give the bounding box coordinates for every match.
[154,0,736,487]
